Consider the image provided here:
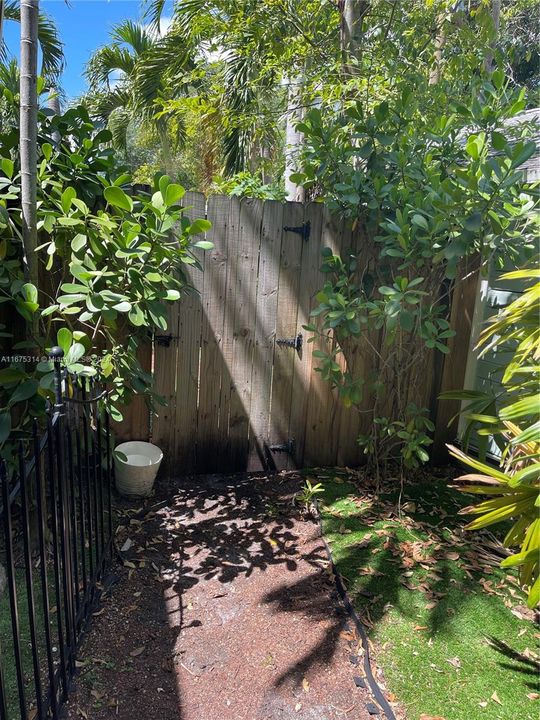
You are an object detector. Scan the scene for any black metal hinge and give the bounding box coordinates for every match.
[276,333,302,355]
[284,221,310,241]
[268,438,296,455]
[155,334,179,347]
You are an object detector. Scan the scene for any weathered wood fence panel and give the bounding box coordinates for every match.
[118,194,476,474]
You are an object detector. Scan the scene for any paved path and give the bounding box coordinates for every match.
[65,473,377,720]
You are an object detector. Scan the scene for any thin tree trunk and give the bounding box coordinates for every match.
[0,1,5,49]
[20,0,39,286]
[485,0,501,72]
[340,0,369,77]
[429,12,446,85]
[284,76,304,203]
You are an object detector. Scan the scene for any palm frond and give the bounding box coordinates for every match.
[107,106,131,152]
[81,87,131,121]
[142,0,169,32]
[86,44,137,88]
[170,0,208,37]
[4,0,64,78]
[132,24,196,114]
[111,20,153,55]
[220,50,260,174]
[223,126,251,175]
[0,58,20,96]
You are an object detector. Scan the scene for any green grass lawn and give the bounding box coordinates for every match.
[314,467,539,720]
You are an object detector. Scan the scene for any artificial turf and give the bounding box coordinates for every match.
[316,468,539,720]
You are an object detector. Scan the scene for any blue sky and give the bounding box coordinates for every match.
[3,0,159,101]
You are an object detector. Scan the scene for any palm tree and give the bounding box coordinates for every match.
[20,0,40,288]
[84,20,195,177]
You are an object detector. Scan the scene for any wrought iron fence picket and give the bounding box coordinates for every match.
[19,441,44,719]
[0,348,114,719]
[33,420,58,720]
[1,460,27,719]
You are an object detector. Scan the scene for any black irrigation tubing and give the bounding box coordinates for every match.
[316,509,397,720]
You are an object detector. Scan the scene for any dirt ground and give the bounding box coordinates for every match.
[64,472,394,720]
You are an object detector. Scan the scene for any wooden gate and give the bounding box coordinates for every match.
[121,192,475,474]
[148,192,370,474]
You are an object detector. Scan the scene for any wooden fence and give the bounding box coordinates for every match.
[118,192,477,474]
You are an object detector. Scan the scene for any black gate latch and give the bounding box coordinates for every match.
[284,221,310,241]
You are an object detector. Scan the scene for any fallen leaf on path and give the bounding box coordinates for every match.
[302,677,310,693]
[130,646,145,657]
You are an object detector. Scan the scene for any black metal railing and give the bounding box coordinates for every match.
[0,348,114,720]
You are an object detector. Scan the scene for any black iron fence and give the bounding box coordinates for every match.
[0,348,114,720]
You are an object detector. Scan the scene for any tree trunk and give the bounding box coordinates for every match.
[0,1,5,49]
[429,11,446,85]
[340,0,369,77]
[284,76,304,203]
[485,0,501,72]
[20,0,39,286]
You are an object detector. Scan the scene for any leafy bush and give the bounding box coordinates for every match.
[0,105,211,455]
[209,171,286,200]
[294,72,538,475]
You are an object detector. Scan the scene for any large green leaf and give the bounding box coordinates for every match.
[9,379,39,405]
[500,395,540,421]
[104,186,133,212]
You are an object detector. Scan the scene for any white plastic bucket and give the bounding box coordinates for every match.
[114,441,163,498]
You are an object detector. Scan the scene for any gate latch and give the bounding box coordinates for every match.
[268,439,296,455]
[276,333,302,354]
[283,221,310,241]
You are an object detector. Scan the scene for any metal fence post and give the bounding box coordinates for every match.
[50,346,65,412]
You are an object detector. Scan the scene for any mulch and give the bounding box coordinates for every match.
[64,472,396,720]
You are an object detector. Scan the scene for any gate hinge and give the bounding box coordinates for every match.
[284,221,310,241]
[268,438,296,455]
[155,334,179,347]
[276,333,302,354]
